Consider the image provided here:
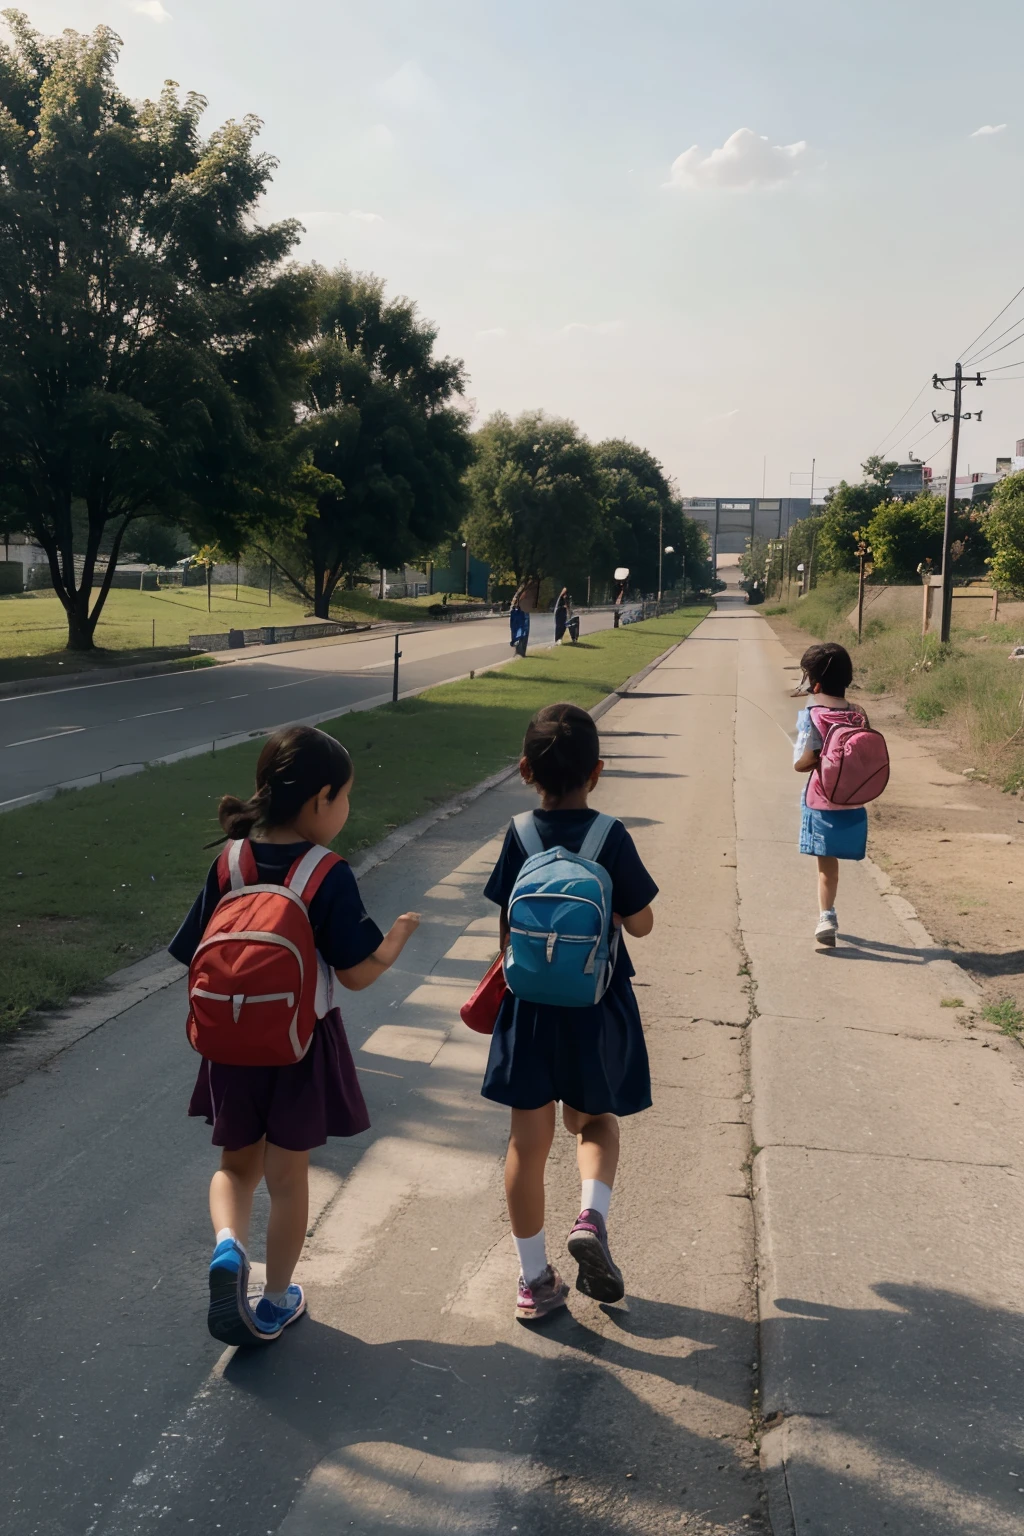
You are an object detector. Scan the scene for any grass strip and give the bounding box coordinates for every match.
[0,607,709,1029]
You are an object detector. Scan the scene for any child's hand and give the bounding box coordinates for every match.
[392,912,420,940]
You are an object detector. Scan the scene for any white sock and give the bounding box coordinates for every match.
[263,1287,291,1308]
[820,907,836,920]
[513,1229,548,1285]
[215,1227,236,1246]
[580,1178,612,1221]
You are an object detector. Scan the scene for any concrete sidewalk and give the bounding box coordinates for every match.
[727,595,1024,1535]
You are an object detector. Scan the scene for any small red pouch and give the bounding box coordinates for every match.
[460,954,507,1035]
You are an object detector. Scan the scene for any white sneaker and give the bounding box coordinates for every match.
[814,909,838,947]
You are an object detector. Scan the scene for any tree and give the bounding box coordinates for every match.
[0,14,309,649]
[593,439,710,596]
[817,482,886,572]
[865,495,945,582]
[260,266,473,617]
[861,455,899,491]
[984,472,1024,593]
[464,411,606,590]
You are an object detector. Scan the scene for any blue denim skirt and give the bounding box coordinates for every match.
[799,793,868,860]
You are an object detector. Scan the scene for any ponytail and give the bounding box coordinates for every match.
[211,726,353,845]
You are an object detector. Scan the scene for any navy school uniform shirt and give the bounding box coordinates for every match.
[169,841,385,974]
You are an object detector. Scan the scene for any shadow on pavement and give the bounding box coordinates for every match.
[764,1282,1024,1534]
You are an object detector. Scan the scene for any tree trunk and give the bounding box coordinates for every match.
[65,595,96,652]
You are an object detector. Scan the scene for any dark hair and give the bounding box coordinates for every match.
[522,702,600,798]
[800,642,853,696]
[217,726,353,840]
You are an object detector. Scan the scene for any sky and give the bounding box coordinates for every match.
[10,0,1024,496]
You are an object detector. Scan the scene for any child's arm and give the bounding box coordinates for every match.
[335,912,420,992]
[615,906,654,938]
[793,745,819,773]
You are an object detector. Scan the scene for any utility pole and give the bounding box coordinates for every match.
[855,536,871,642]
[932,365,984,643]
[809,457,815,511]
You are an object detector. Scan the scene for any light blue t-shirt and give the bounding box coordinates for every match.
[793,706,824,765]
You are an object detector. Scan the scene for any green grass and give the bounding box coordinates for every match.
[0,606,709,1029]
[981,997,1024,1039]
[0,584,314,660]
[330,588,488,624]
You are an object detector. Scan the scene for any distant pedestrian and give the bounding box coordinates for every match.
[793,642,877,947]
[509,584,530,656]
[553,587,569,643]
[480,703,658,1321]
[169,726,419,1346]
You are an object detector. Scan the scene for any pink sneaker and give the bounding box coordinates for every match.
[515,1265,569,1323]
[567,1208,625,1302]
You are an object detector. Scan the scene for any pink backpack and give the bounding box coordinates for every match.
[805,706,890,810]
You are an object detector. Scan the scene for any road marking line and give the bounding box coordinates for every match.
[266,678,316,690]
[133,707,184,719]
[227,692,248,699]
[6,726,86,747]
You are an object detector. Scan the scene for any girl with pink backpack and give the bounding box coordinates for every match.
[793,642,889,947]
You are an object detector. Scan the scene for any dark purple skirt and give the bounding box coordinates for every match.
[188,1008,370,1152]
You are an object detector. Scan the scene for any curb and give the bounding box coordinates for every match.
[0,620,699,1090]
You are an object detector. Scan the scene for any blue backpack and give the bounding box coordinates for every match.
[503,811,620,1008]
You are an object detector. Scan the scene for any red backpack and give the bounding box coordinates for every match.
[186,839,343,1066]
[805,706,890,810]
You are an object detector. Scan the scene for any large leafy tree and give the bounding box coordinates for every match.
[595,439,710,594]
[261,266,473,617]
[981,473,1024,593]
[0,14,309,649]
[464,411,608,590]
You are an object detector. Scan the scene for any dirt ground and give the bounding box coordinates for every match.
[767,612,1024,1016]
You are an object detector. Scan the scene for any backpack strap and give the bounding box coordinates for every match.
[579,811,617,865]
[216,838,259,893]
[512,811,545,858]
[284,844,344,906]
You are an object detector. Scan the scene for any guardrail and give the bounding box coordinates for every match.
[188,620,371,652]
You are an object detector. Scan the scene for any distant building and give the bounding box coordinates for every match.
[681,497,813,560]
[886,461,924,499]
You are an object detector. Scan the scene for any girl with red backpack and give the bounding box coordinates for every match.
[169,726,419,1346]
[793,642,889,947]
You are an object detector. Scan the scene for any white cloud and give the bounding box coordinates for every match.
[971,123,1007,137]
[557,320,624,336]
[132,0,171,19]
[349,209,384,223]
[665,127,807,191]
[704,408,740,423]
[374,61,441,113]
[475,327,508,340]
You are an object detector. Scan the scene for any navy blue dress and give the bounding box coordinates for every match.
[169,842,383,1152]
[482,810,658,1117]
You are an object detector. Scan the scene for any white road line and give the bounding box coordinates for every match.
[266,678,316,690]
[227,693,248,699]
[6,727,86,748]
[133,707,184,719]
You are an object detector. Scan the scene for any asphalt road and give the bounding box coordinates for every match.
[0,610,616,807]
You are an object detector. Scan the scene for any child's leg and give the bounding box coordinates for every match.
[506,1104,556,1237]
[209,1139,265,1246]
[817,856,840,913]
[563,1107,620,1212]
[563,1108,625,1301]
[263,1143,310,1295]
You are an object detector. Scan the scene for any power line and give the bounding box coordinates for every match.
[965,325,1024,367]
[883,409,933,451]
[959,279,1024,364]
[963,311,1024,366]
[905,417,952,456]
[872,380,931,454]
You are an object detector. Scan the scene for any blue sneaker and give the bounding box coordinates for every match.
[207,1237,263,1346]
[253,1284,307,1339]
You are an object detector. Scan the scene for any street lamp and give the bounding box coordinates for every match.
[461,540,469,596]
[659,545,674,608]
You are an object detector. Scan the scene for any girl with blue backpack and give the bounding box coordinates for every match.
[169,726,420,1346]
[482,702,658,1321]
